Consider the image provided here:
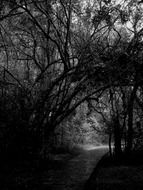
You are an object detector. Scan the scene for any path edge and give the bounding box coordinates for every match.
[84,151,110,190]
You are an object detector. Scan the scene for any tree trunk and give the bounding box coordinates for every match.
[126,84,138,153]
[109,132,112,156]
[114,117,122,158]
[126,104,134,152]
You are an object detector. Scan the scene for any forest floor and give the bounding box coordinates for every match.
[0,145,108,190]
[86,150,143,190]
[96,164,143,190]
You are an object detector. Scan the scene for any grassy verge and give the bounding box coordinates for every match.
[86,150,143,190]
[96,165,143,190]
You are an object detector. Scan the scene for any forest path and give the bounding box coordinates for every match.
[38,145,109,190]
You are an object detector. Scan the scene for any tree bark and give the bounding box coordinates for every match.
[109,132,112,156]
[126,84,138,153]
[114,116,122,157]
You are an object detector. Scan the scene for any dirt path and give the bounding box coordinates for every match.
[2,145,109,189]
[38,145,109,190]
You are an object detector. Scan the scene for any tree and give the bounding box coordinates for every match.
[0,0,110,157]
